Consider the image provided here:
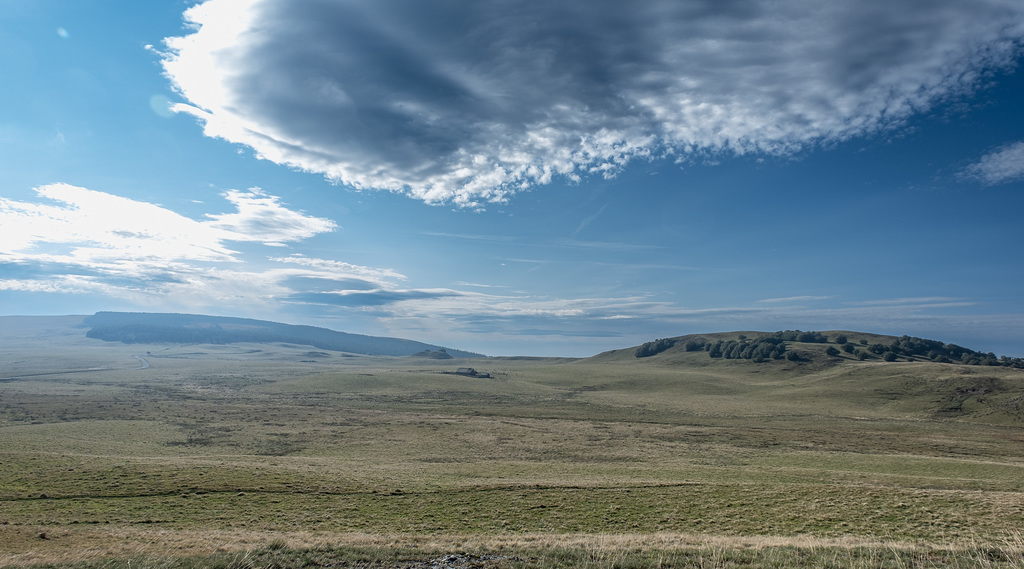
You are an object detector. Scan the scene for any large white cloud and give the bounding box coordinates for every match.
[161,0,1024,206]
[0,184,352,308]
[1,184,241,264]
[0,184,335,265]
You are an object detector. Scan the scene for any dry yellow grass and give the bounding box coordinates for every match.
[5,526,1022,568]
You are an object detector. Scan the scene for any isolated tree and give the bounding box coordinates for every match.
[834,334,847,345]
[825,346,840,357]
[883,351,898,362]
[842,343,856,354]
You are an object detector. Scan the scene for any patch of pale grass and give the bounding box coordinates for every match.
[5,527,1023,567]
[0,527,327,568]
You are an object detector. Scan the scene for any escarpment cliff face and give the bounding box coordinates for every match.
[83,311,484,358]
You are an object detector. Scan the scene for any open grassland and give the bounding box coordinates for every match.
[1,320,1023,567]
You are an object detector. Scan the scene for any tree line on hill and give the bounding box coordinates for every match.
[635,335,788,362]
[857,335,1023,367]
[636,330,1024,368]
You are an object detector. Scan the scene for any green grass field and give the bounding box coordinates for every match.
[1,318,1023,567]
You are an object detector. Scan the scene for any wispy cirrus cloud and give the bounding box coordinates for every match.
[161,0,1024,206]
[961,141,1024,186]
[288,289,463,307]
[456,282,509,289]
[422,232,517,243]
[845,297,973,307]
[549,239,666,252]
[758,296,835,304]
[270,254,406,284]
[425,231,667,253]
[205,189,337,245]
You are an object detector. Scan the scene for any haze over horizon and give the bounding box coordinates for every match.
[2,1,1023,357]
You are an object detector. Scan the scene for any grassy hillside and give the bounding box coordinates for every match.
[596,329,1021,366]
[1,318,1023,567]
[581,330,1024,423]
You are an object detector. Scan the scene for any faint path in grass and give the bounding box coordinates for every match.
[0,354,148,380]
[0,367,110,381]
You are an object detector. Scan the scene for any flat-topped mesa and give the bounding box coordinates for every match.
[83,311,485,358]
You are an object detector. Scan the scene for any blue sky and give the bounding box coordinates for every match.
[2,0,1023,357]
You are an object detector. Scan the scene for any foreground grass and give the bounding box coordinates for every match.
[3,480,1022,539]
[2,329,1023,567]
[6,534,1024,568]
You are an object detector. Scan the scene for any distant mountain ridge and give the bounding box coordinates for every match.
[83,312,484,358]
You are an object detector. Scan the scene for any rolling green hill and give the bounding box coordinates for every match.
[581,329,1024,425]
[595,329,1023,367]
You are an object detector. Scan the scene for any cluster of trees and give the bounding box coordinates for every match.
[84,312,484,358]
[859,335,1024,368]
[769,330,830,343]
[635,334,787,362]
[703,337,788,362]
[412,349,454,359]
[636,329,1023,368]
[634,338,676,358]
[636,333,798,361]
